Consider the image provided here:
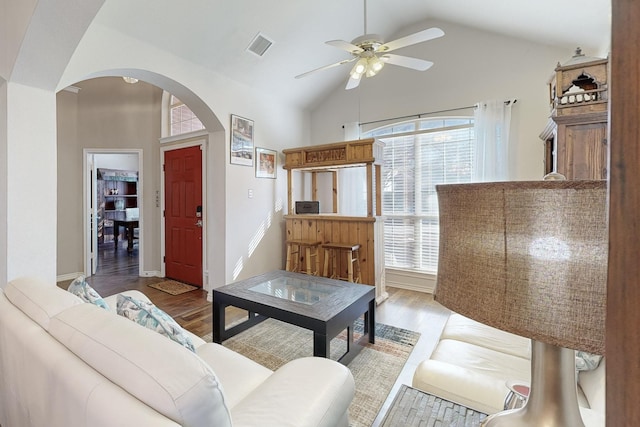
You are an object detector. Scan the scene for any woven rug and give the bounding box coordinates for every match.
[147,280,198,295]
[202,318,420,427]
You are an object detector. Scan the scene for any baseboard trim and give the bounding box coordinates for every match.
[57,271,163,282]
[385,269,436,294]
[56,272,83,283]
[141,270,163,278]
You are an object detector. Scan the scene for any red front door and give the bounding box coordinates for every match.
[164,146,203,287]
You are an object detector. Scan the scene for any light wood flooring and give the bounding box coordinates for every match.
[58,242,451,426]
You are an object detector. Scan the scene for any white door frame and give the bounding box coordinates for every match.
[83,148,144,277]
[159,132,208,286]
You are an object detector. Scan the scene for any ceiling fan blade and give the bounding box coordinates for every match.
[295,57,357,79]
[326,39,364,54]
[345,75,362,90]
[380,54,434,71]
[378,27,444,53]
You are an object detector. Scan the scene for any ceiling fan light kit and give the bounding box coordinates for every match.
[349,54,385,80]
[295,0,444,89]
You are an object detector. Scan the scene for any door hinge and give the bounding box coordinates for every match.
[163,256,165,263]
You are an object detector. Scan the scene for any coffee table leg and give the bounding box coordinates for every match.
[212,300,225,344]
[313,332,329,358]
[368,299,375,344]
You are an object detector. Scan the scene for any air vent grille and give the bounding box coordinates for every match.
[247,33,274,57]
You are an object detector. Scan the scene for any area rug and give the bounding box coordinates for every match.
[147,280,198,295]
[202,318,420,427]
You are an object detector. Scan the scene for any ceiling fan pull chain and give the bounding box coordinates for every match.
[363,0,367,35]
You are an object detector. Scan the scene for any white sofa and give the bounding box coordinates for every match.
[412,313,605,426]
[0,277,355,427]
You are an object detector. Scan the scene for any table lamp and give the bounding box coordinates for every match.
[434,179,607,427]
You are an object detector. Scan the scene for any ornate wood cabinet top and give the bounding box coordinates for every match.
[549,48,608,120]
[283,138,384,170]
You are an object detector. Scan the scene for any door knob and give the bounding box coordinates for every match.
[195,219,203,228]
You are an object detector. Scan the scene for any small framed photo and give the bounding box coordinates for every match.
[230,114,254,166]
[255,147,277,179]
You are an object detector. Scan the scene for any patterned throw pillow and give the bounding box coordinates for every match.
[116,294,196,352]
[67,275,110,310]
[576,351,603,371]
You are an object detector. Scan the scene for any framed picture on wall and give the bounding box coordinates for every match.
[230,114,254,166]
[255,147,277,179]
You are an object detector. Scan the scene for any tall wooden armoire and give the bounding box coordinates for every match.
[540,48,609,179]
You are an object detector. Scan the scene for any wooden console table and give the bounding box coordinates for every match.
[113,219,139,253]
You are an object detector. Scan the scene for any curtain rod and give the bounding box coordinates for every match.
[358,99,517,127]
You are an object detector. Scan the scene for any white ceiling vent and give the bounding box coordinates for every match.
[246,32,274,57]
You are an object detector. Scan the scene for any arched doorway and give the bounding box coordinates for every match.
[56,73,226,295]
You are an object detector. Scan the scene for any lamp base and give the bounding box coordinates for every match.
[481,341,585,427]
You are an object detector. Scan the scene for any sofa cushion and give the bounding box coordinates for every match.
[49,303,232,427]
[67,275,109,310]
[580,407,606,427]
[116,293,195,352]
[579,359,606,414]
[413,338,531,414]
[441,313,531,359]
[4,276,83,330]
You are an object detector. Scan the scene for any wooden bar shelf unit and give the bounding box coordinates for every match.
[282,138,388,303]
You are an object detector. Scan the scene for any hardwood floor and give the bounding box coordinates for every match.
[58,243,451,425]
[59,241,218,337]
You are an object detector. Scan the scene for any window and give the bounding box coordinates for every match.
[170,95,204,136]
[369,117,475,273]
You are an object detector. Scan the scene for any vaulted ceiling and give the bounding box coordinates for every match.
[93,0,611,110]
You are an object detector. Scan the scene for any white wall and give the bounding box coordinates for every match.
[0,0,38,82]
[0,81,8,284]
[6,83,57,280]
[5,7,587,289]
[56,79,160,278]
[58,23,309,288]
[56,89,81,277]
[310,19,578,181]
[94,154,138,171]
[309,20,585,292]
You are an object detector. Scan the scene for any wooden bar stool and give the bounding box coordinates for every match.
[285,239,321,275]
[322,243,362,283]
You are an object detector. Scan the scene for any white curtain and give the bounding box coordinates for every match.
[339,122,367,216]
[472,100,514,182]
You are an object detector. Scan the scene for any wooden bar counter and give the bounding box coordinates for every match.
[283,138,388,303]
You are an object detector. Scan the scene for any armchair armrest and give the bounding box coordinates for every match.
[231,357,354,427]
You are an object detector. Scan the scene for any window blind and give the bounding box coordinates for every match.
[375,118,474,273]
[170,95,205,136]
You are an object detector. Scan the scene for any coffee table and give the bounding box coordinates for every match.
[380,385,488,426]
[212,270,375,365]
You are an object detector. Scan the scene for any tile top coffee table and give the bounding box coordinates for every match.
[380,385,488,427]
[212,270,375,365]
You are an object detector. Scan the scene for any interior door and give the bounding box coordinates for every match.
[90,159,98,274]
[164,145,203,287]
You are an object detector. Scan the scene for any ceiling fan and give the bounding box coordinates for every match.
[295,0,444,90]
